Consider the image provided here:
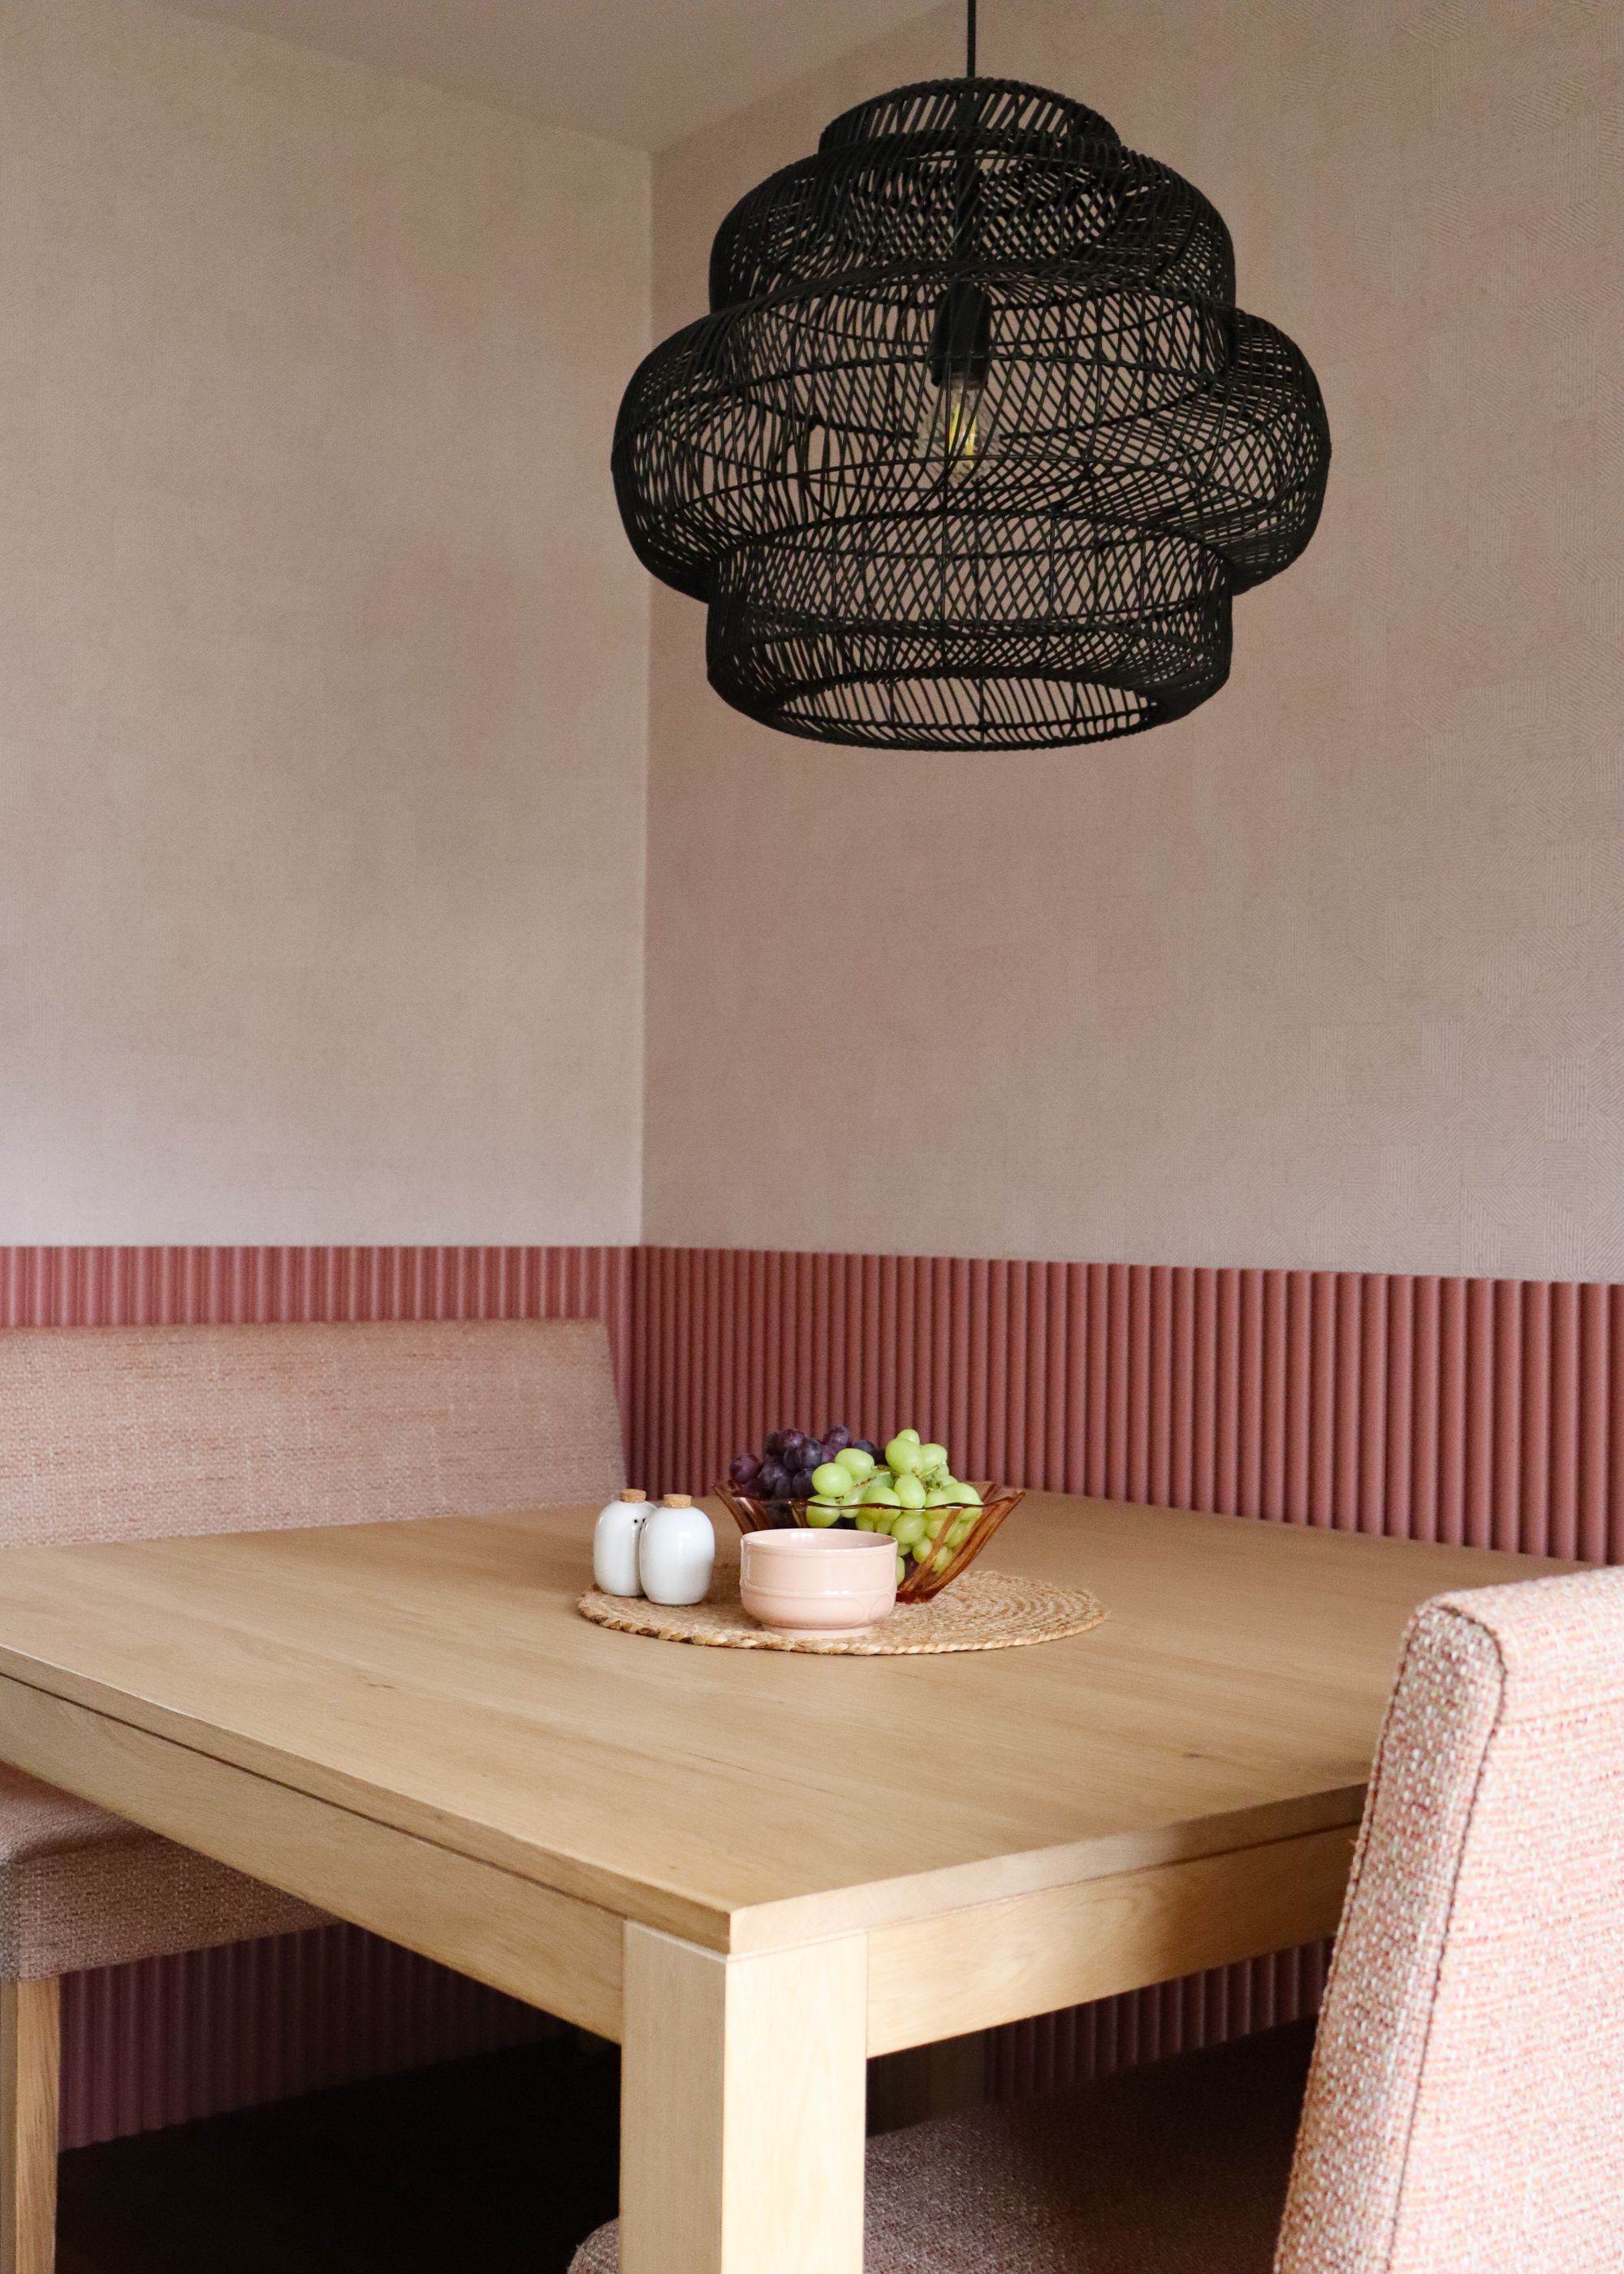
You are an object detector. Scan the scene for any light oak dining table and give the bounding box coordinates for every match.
[0,1493,1574,2272]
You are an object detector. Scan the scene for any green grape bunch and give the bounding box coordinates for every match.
[806,1431,983,1586]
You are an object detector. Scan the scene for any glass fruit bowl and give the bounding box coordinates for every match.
[715,1480,1026,1605]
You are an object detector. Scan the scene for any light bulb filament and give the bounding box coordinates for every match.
[944,384,978,467]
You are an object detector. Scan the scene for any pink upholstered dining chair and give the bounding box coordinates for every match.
[572,1563,1624,2274]
[0,1317,625,2274]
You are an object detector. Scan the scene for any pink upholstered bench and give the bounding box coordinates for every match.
[0,1317,624,2274]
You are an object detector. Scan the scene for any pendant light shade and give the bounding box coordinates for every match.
[614,76,1331,750]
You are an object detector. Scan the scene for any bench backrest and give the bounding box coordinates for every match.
[0,1319,624,1546]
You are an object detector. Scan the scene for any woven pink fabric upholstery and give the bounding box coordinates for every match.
[0,1761,326,1978]
[569,2023,1314,2274]
[1276,1565,1624,2273]
[0,1317,625,1977]
[0,1318,624,1546]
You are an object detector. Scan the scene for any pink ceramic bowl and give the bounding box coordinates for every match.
[738,1528,899,1638]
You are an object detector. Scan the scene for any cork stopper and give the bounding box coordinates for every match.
[663,1493,693,1509]
[618,1488,648,1503]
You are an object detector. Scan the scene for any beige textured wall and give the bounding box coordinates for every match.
[0,0,649,1243]
[642,0,1624,1278]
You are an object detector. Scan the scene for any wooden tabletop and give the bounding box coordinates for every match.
[0,1494,1574,1964]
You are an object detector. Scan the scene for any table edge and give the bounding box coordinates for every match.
[0,1641,1369,1953]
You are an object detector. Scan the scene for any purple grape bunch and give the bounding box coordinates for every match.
[728,1424,881,1505]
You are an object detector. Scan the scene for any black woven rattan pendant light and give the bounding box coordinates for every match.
[613,2,1331,750]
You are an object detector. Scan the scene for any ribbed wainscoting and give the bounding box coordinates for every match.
[984,1944,1333,2099]
[60,1929,556,2151]
[0,1247,629,2142]
[630,1252,1624,1557]
[0,1245,634,1368]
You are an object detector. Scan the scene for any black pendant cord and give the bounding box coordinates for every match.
[955,0,980,263]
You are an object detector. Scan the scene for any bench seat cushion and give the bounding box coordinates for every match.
[0,1759,326,1980]
[570,2021,1312,2274]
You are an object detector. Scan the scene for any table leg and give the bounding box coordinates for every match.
[620,1924,867,2274]
[0,1980,58,2274]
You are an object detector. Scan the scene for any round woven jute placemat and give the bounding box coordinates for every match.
[577,1566,1105,1656]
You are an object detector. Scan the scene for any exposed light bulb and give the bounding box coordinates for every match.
[919,377,983,479]
[921,279,992,482]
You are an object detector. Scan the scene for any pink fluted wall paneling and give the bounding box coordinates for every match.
[631,1252,1621,1563]
[61,1929,558,2155]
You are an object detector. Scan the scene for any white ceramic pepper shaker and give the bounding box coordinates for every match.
[638,1494,715,1606]
[593,1489,650,1597]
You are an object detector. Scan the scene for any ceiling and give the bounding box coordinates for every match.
[158,0,950,152]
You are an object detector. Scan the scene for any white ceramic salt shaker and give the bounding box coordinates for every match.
[638,1494,715,1606]
[593,1489,650,1597]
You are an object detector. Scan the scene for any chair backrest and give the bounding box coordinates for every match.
[0,1319,624,1546]
[1276,1564,1624,2273]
